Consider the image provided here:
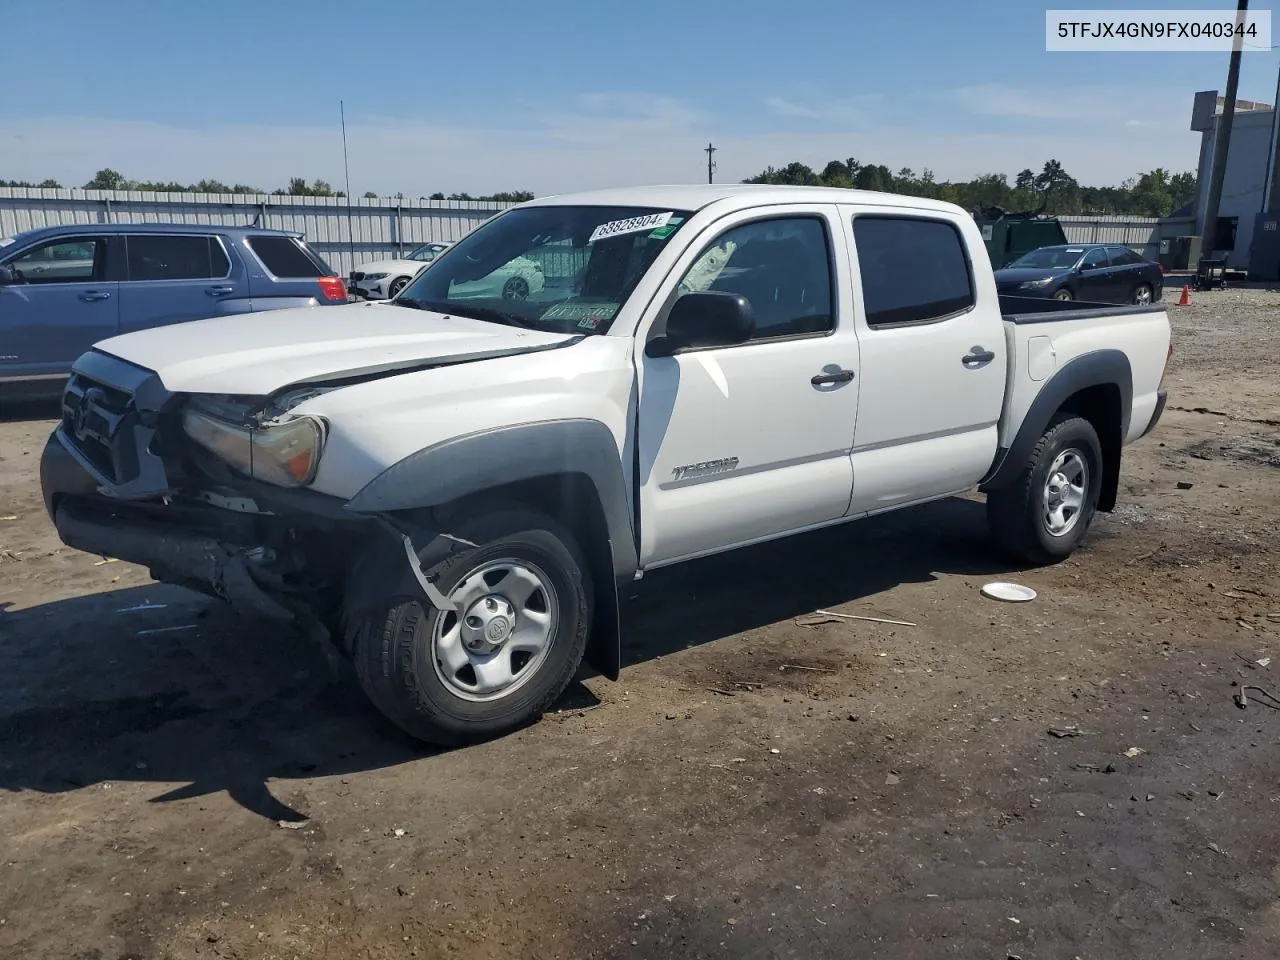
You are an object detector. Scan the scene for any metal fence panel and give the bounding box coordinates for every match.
[0,188,518,276]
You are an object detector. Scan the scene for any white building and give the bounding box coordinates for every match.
[1189,89,1278,269]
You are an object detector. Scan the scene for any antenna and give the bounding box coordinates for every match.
[340,100,355,274]
[705,142,717,184]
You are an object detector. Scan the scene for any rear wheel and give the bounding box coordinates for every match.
[1132,282,1153,305]
[986,414,1102,565]
[349,507,592,745]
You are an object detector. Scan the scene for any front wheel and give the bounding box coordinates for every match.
[388,276,411,298]
[350,507,592,745]
[986,414,1103,565]
[1053,288,1073,301]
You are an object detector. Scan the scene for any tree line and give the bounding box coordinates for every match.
[0,168,533,203]
[743,158,1197,218]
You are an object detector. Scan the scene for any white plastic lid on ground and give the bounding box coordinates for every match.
[981,582,1038,602]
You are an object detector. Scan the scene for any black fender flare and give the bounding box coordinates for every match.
[980,349,1132,509]
[344,418,635,680]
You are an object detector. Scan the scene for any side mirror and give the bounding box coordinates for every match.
[646,291,756,358]
[0,265,13,285]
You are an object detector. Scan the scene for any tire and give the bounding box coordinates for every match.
[986,414,1103,565]
[350,506,592,745]
[388,276,411,298]
[1132,282,1153,305]
[502,275,530,301]
[1053,288,1073,301]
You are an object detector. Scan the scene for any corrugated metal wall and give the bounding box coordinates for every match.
[1059,215,1198,260]
[1,188,1199,272]
[0,188,518,276]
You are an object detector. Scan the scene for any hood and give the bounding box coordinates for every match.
[93,302,576,395]
[355,259,428,275]
[994,266,1071,283]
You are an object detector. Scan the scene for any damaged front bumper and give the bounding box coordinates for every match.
[43,429,300,622]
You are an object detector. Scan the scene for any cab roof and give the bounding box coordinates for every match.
[520,183,969,218]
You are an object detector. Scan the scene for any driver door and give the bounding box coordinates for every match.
[1075,247,1111,302]
[0,235,120,381]
[634,206,861,567]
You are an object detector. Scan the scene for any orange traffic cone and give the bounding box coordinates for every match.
[1177,284,1191,306]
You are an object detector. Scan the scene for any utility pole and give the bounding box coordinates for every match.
[1265,60,1280,214]
[1199,0,1249,259]
[705,142,717,184]
[340,100,355,275]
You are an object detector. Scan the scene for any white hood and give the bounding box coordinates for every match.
[355,258,427,276]
[93,302,574,395]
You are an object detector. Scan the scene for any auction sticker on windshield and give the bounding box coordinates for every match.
[589,212,673,243]
[541,300,619,323]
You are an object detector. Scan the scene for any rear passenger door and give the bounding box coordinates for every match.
[1105,245,1147,302]
[841,208,1006,514]
[119,233,248,334]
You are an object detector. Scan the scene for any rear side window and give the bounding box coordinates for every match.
[247,236,327,277]
[126,235,229,281]
[852,216,975,327]
[1110,246,1144,265]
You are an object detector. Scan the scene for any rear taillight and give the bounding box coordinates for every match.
[1158,263,1165,275]
[317,276,347,301]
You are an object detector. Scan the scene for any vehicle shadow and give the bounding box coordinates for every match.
[0,396,61,423]
[0,496,1020,820]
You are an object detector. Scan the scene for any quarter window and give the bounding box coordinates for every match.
[126,235,229,281]
[4,238,104,284]
[247,235,326,277]
[853,216,975,327]
[674,216,834,340]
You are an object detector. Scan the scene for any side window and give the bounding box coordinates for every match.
[247,236,326,277]
[1081,248,1109,270]
[126,235,229,281]
[4,238,104,284]
[674,216,834,339]
[852,216,974,328]
[1113,247,1143,266]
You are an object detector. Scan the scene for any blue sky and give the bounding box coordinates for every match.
[3,0,1277,194]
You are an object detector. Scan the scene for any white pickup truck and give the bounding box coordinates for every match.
[40,185,1172,744]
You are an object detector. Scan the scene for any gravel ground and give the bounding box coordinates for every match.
[1,288,1279,960]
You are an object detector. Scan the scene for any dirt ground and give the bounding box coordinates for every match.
[2,289,1279,960]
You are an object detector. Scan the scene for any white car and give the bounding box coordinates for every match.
[348,242,452,300]
[41,184,1172,747]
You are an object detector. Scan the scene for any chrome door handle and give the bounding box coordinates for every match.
[811,369,855,386]
[962,347,995,367]
[205,285,235,296]
[77,291,111,302]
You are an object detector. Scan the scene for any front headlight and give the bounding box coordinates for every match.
[363,272,388,282]
[183,410,325,487]
[1020,276,1054,288]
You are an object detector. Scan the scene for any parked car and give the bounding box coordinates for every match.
[994,243,1164,304]
[348,242,452,300]
[0,223,346,395]
[40,185,1171,746]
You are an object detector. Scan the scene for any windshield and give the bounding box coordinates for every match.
[395,205,693,334]
[406,243,445,262]
[1008,247,1084,269]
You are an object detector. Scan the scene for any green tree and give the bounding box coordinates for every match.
[363,191,378,198]
[84,168,128,190]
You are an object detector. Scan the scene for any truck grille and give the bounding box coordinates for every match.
[61,373,139,483]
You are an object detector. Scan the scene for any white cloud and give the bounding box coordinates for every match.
[0,85,1202,196]
[947,83,1184,128]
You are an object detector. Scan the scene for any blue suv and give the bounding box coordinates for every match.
[0,223,347,395]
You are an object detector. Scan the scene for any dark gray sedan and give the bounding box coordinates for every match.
[994,243,1164,305]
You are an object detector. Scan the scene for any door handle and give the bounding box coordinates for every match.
[77,290,111,302]
[811,369,855,386]
[205,285,235,296]
[962,347,995,367]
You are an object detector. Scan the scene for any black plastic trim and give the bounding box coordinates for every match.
[345,418,638,581]
[1139,389,1168,439]
[980,349,1133,492]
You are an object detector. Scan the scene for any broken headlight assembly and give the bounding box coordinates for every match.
[182,401,327,488]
